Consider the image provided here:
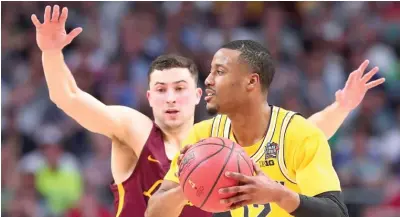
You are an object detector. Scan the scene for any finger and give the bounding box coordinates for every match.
[225,172,253,183]
[357,60,370,77]
[361,67,379,83]
[345,71,356,88]
[335,89,341,99]
[219,185,251,194]
[335,90,344,102]
[59,7,68,25]
[230,200,252,210]
[180,144,193,154]
[51,5,60,22]
[178,154,184,165]
[366,78,385,89]
[221,193,251,204]
[44,5,51,23]
[252,160,262,175]
[66,27,83,44]
[31,14,42,28]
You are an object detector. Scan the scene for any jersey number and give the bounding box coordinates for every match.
[243,203,271,217]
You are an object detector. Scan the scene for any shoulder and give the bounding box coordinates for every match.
[285,112,325,143]
[192,117,215,135]
[181,118,215,149]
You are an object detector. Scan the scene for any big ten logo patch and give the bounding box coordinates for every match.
[259,142,279,167]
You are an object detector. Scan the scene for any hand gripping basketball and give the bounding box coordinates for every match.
[218,161,286,210]
[177,138,254,212]
[31,5,83,52]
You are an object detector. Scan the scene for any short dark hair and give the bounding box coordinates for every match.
[148,54,199,84]
[221,40,275,92]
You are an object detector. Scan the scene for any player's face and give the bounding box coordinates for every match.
[147,68,202,129]
[205,49,251,115]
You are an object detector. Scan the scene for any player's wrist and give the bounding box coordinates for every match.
[333,101,352,114]
[172,185,188,206]
[42,49,64,56]
[274,185,300,214]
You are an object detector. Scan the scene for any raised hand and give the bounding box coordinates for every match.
[31,5,82,52]
[336,60,385,112]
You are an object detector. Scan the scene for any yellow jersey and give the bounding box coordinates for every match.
[165,106,341,217]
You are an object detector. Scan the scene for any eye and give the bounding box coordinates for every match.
[176,86,185,92]
[156,88,166,93]
[216,70,224,75]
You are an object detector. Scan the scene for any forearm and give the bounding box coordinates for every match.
[308,102,350,139]
[277,189,349,217]
[145,186,187,217]
[42,50,79,103]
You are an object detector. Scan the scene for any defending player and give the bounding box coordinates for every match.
[146,40,384,217]
[31,5,211,217]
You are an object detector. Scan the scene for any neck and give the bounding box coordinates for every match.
[156,118,194,148]
[228,100,271,147]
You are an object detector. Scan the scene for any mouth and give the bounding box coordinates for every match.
[205,89,215,102]
[165,109,179,114]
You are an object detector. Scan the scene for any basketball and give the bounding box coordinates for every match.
[178,137,254,213]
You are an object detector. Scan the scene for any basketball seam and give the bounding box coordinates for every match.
[181,143,231,192]
[237,151,253,175]
[200,140,235,209]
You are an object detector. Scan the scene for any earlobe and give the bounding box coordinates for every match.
[146,91,152,107]
[196,88,203,104]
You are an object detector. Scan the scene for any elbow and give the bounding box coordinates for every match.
[49,89,80,108]
[329,197,349,217]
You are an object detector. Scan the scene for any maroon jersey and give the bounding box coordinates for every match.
[110,123,212,217]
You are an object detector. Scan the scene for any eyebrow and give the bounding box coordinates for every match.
[154,80,188,86]
[212,63,228,70]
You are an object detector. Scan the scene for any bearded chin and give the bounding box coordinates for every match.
[206,105,219,116]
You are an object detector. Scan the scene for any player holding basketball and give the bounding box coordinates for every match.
[146,40,384,217]
[32,5,382,217]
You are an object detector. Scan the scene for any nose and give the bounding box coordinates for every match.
[166,90,177,103]
[205,73,214,87]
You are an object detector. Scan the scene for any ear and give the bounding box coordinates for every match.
[195,88,203,105]
[247,73,260,91]
[146,90,153,108]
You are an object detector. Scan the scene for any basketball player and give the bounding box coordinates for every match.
[146,40,384,217]
[31,5,211,217]
[32,5,382,217]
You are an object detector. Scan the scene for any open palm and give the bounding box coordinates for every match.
[336,60,385,112]
[31,5,82,51]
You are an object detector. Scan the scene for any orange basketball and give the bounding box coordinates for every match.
[178,137,254,212]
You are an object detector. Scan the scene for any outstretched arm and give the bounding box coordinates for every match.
[32,5,152,154]
[146,154,188,217]
[308,60,385,139]
[146,180,187,217]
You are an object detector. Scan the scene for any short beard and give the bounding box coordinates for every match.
[206,106,219,116]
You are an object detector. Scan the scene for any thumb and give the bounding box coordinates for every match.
[335,89,343,102]
[66,27,83,44]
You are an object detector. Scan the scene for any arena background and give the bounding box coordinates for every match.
[1,1,399,217]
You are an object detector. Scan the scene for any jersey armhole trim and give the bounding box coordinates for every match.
[278,112,298,184]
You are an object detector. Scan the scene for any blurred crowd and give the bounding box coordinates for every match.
[1,2,399,217]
